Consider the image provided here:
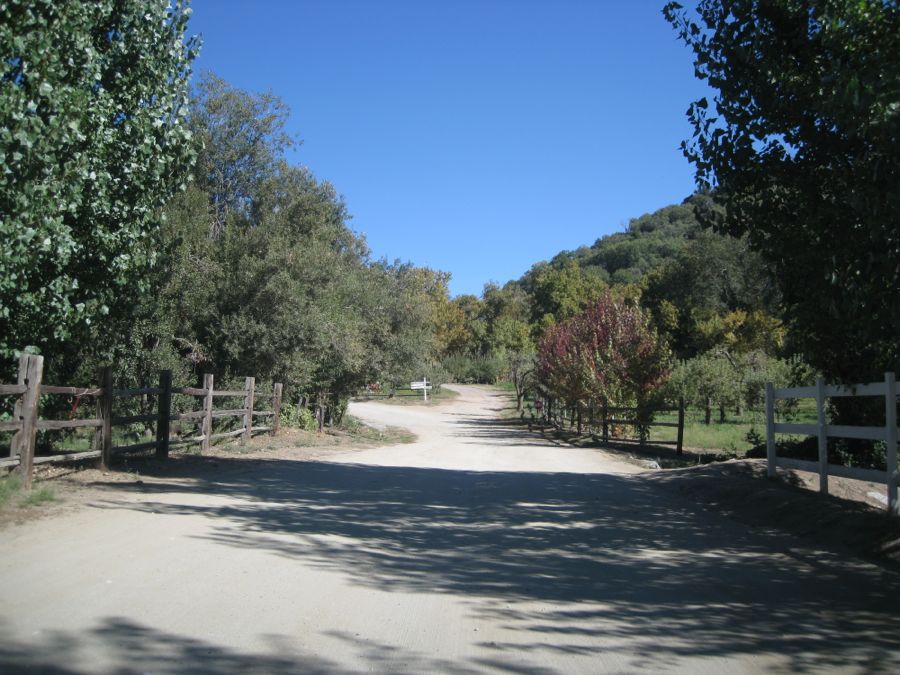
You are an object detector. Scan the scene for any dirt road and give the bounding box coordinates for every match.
[2,385,899,673]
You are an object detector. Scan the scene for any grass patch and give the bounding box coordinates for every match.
[1,474,56,509]
[505,387,818,467]
[19,485,55,507]
[215,415,417,455]
[341,415,416,444]
[0,474,23,508]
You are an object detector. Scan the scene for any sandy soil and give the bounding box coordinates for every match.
[1,385,899,673]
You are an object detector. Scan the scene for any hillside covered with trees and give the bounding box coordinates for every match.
[433,194,804,428]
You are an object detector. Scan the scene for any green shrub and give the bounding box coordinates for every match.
[280,402,317,432]
[19,486,55,507]
[0,474,23,508]
[441,352,506,384]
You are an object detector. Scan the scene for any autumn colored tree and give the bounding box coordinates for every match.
[537,291,671,433]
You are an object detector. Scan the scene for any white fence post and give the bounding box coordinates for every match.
[765,382,776,478]
[886,372,898,515]
[816,377,828,495]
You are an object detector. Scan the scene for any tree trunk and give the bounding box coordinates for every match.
[704,397,712,425]
[719,401,726,423]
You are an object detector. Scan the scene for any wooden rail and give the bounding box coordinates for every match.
[766,373,899,514]
[1,354,282,488]
[536,397,685,454]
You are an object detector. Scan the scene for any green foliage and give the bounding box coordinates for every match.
[665,0,900,380]
[527,261,607,327]
[0,474,23,508]
[155,75,444,412]
[441,352,506,384]
[506,349,536,410]
[19,485,55,507]
[0,474,53,509]
[665,352,737,419]
[640,230,779,359]
[0,0,199,365]
[279,402,317,432]
[666,350,815,422]
[519,198,703,296]
[191,72,295,233]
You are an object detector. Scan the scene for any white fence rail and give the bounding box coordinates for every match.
[765,372,898,514]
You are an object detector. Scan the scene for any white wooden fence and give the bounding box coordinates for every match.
[765,372,898,514]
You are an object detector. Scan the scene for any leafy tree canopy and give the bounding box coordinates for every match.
[537,290,671,410]
[0,0,199,362]
[665,0,900,379]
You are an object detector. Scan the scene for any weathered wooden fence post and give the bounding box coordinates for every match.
[885,372,898,515]
[242,376,255,443]
[201,374,214,453]
[272,382,283,435]
[815,376,829,495]
[96,366,113,470]
[10,353,28,462]
[316,393,325,433]
[676,397,685,456]
[765,382,776,478]
[15,354,44,489]
[602,400,609,444]
[156,370,172,459]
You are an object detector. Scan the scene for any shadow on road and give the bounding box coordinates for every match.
[3,447,897,673]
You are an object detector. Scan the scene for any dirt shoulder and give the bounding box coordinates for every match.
[0,421,414,530]
[647,458,900,567]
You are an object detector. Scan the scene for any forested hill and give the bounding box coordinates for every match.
[507,194,782,360]
[520,195,707,288]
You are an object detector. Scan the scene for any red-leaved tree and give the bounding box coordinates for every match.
[537,291,670,433]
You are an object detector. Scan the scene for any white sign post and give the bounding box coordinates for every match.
[409,377,432,401]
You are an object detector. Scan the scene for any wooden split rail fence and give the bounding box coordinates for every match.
[536,397,686,454]
[1,354,283,488]
[765,372,899,514]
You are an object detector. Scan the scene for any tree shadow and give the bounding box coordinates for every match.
[58,450,900,673]
[0,616,522,674]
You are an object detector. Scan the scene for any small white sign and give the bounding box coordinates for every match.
[410,378,431,400]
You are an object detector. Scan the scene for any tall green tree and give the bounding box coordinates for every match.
[527,261,607,328]
[664,0,900,380]
[641,230,779,358]
[0,0,199,366]
[191,72,295,235]
[158,76,445,411]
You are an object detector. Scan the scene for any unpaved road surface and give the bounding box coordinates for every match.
[2,385,900,673]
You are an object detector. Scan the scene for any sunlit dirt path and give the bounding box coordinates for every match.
[2,385,899,673]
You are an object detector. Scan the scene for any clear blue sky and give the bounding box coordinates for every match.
[189,0,710,297]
